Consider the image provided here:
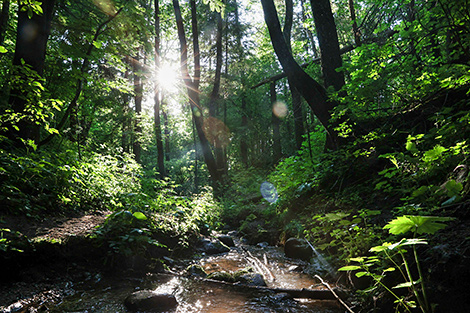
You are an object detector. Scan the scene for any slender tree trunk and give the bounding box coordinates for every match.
[348,0,361,46]
[154,0,165,177]
[271,82,281,164]
[240,94,248,166]
[260,0,338,150]
[300,0,317,57]
[133,54,143,163]
[310,0,345,91]
[122,69,130,153]
[7,0,55,144]
[173,0,223,192]
[0,0,10,46]
[209,11,226,179]
[162,101,170,161]
[283,0,304,150]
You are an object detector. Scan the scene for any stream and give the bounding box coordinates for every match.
[47,238,343,312]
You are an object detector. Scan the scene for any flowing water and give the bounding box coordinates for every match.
[49,240,343,313]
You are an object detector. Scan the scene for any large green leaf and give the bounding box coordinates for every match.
[384,215,454,235]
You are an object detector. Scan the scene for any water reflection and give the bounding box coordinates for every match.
[51,242,342,313]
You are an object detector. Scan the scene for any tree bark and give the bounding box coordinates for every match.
[7,0,55,144]
[260,0,338,150]
[348,0,361,46]
[310,0,345,91]
[154,0,165,177]
[271,82,281,163]
[173,0,223,192]
[209,11,227,179]
[133,53,143,164]
[283,0,304,150]
[0,0,10,46]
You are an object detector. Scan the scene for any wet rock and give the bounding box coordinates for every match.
[186,264,207,277]
[200,238,230,255]
[272,292,294,301]
[217,235,235,247]
[237,273,267,286]
[124,290,178,312]
[257,242,269,248]
[207,271,235,282]
[284,238,312,261]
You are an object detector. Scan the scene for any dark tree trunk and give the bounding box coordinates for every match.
[173,0,223,193]
[162,102,170,161]
[260,0,338,150]
[209,11,227,179]
[240,94,248,166]
[283,0,304,150]
[348,0,361,46]
[0,0,10,46]
[154,0,165,177]
[300,0,317,57]
[8,0,55,143]
[133,54,143,164]
[122,69,130,153]
[271,82,281,164]
[310,0,345,91]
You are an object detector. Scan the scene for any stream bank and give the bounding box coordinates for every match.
[0,228,347,313]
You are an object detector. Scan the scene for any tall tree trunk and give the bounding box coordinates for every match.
[260,0,338,150]
[133,54,143,163]
[271,82,281,164]
[122,69,130,153]
[300,0,317,57]
[240,94,248,166]
[162,101,170,161]
[173,0,223,192]
[310,0,345,91]
[209,11,226,179]
[283,0,304,150]
[154,0,165,177]
[348,0,361,46]
[0,0,10,46]
[7,0,55,144]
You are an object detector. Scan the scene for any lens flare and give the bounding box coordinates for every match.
[272,101,288,118]
[203,117,230,149]
[260,182,278,203]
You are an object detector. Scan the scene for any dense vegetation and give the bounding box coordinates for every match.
[0,0,469,312]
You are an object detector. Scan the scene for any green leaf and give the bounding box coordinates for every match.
[338,265,362,271]
[355,271,369,277]
[93,41,103,49]
[0,46,7,53]
[133,212,147,220]
[445,180,463,197]
[384,215,454,235]
[423,145,447,162]
[393,279,421,289]
[370,243,392,252]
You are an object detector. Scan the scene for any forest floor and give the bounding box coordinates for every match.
[0,210,111,310]
[1,210,110,241]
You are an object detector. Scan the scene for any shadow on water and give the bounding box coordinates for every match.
[50,241,343,313]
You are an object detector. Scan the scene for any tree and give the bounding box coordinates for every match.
[172,0,224,192]
[309,0,345,91]
[154,0,165,177]
[260,0,338,150]
[7,0,56,144]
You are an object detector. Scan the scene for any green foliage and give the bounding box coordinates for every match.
[339,215,452,313]
[0,228,32,253]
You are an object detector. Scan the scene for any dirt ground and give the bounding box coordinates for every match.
[0,210,110,311]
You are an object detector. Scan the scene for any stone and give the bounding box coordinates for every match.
[124,290,178,312]
[237,273,267,286]
[284,238,313,261]
[200,238,230,255]
[217,235,235,247]
[186,264,207,277]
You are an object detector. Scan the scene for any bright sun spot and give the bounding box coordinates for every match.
[156,63,179,93]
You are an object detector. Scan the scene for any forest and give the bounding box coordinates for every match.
[0,0,469,312]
